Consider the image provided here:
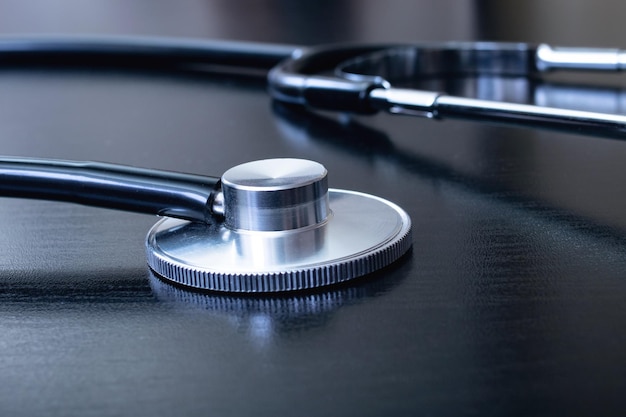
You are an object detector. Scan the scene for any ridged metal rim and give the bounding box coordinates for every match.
[146,189,412,293]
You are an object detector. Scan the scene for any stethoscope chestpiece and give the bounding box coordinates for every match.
[146,158,412,293]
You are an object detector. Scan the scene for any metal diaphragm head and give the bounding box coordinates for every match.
[146,158,412,293]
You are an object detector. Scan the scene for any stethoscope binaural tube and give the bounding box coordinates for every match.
[268,42,626,137]
[0,36,624,136]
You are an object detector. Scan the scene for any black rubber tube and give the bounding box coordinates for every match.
[0,37,297,223]
[0,36,297,71]
[0,157,221,223]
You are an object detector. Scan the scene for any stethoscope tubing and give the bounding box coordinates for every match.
[0,36,624,137]
[268,42,626,137]
[0,157,221,223]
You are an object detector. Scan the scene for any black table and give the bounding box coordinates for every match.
[0,2,624,416]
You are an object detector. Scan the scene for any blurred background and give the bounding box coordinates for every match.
[0,0,623,46]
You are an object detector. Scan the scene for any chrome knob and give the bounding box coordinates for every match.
[221,159,329,231]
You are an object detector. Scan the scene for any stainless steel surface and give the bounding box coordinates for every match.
[434,94,626,135]
[369,88,441,118]
[368,86,626,136]
[146,188,412,292]
[336,43,535,79]
[332,43,626,136]
[221,158,328,231]
[536,44,626,71]
[338,43,626,78]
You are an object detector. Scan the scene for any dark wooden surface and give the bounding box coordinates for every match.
[0,1,625,416]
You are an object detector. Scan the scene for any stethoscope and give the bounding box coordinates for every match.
[1,36,625,293]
